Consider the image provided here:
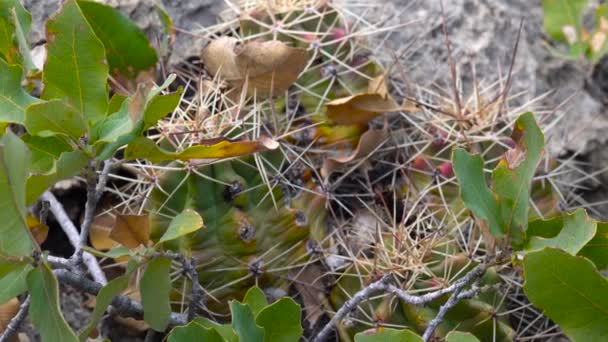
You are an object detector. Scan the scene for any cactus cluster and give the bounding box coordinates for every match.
[106,0,592,339]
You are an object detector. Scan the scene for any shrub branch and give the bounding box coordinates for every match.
[313,263,488,342]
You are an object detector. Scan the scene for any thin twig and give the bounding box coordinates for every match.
[41,191,107,285]
[186,257,204,321]
[313,275,392,342]
[0,296,31,342]
[54,269,187,326]
[421,264,487,341]
[75,160,113,262]
[313,263,488,342]
[156,251,204,321]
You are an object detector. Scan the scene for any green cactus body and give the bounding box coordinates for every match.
[148,153,327,313]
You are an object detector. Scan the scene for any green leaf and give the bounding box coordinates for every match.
[0,260,32,304]
[541,0,588,43]
[90,98,133,145]
[22,135,72,174]
[0,58,38,124]
[230,300,265,342]
[580,222,608,270]
[445,331,481,342]
[27,263,78,342]
[157,209,204,244]
[140,256,172,331]
[0,131,33,256]
[523,248,608,342]
[491,112,545,245]
[194,317,238,342]
[79,271,130,340]
[77,0,158,79]
[452,148,501,235]
[125,136,278,163]
[91,79,180,161]
[526,209,597,255]
[354,328,424,342]
[42,0,108,125]
[26,150,90,204]
[243,286,268,316]
[0,0,31,64]
[25,99,88,139]
[167,321,225,342]
[142,88,182,130]
[256,297,303,342]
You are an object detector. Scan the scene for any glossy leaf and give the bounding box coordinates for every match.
[243,286,268,316]
[167,321,225,342]
[230,301,264,342]
[0,59,38,124]
[0,261,31,304]
[26,150,89,204]
[109,214,150,249]
[452,148,501,236]
[79,270,131,341]
[27,264,78,342]
[25,99,87,139]
[0,131,33,256]
[453,112,544,245]
[140,256,172,331]
[491,112,545,245]
[93,82,182,161]
[77,0,157,79]
[256,297,303,342]
[142,89,182,130]
[580,222,608,270]
[526,208,596,255]
[194,317,238,342]
[125,136,279,163]
[354,328,424,341]
[541,0,587,43]
[523,248,608,341]
[0,0,31,64]
[42,0,108,125]
[446,331,481,342]
[157,209,203,244]
[90,98,133,145]
[22,135,72,174]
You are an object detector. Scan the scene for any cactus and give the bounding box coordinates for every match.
[106,0,590,339]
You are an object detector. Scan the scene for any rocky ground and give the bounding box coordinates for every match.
[19,0,608,340]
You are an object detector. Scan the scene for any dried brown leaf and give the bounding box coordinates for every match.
[321,129,387,178]
[109,214,150,249]
[202,37,307,96]
[26,215,48,245]
[0,298,20,334]
[326,74,408,124]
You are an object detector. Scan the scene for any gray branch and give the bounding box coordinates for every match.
[41,191,107,285]
[0,296,31,342]
[313,275,392,342]
[75,160,113,263]
[313,263,488,342]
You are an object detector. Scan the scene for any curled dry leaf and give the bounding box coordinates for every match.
[109,214,151,249]
[0,297,20,333]
[202,37,307,96]
[321,128,387,178]
[125,135,279,163]
[326,73,413,125]
[26,215,49,245]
